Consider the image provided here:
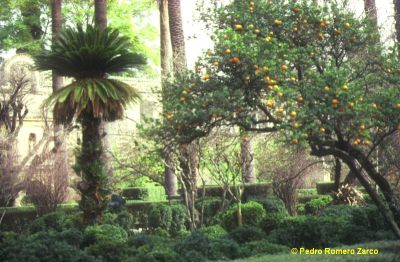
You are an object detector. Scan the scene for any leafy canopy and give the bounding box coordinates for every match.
[157,0,400,150]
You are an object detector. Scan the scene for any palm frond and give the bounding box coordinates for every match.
[42,79,141,124]
[34,25,146,78]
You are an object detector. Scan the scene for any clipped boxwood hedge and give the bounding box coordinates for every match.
[122,186,166,201]
[316,182,336,195]
[195,183,272,199]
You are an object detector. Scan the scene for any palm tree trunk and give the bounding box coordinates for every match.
[94,0,114,179]
[396,0,400,44]
[94,0,107,30]
[168,0,187,73]
[51,0,68,198]
[364,0,378,28]
[168,0,199,216]
[79,112,108,225]
[160,0,178,197]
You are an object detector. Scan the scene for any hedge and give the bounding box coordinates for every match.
[194,183,272,199]
[316,182,336,195]
[122,186,167,201]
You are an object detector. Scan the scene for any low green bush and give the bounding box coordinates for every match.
[147,203,188,236]
[148,203,173,233]
[0,231,97,262]
[229,225,265,244]
[83,224,128,246]
[85,240,134,262]
[170,204,189,236]
[220,201,266,231]
[30,211,66,233]
[248,197,288,215]
[199,225,227,239]
[196,197,223,226]
[260,212,288,234]
[175,232,241,261]
[304,195,333,215]
[240,240,289,257]
[208,238,241,260]
[267,215,343,248]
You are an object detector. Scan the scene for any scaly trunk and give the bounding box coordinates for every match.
[168,0,187,74]
[94,0,107,30]
[94,0,113,178]
[364,0,378,28]
[51,0,68,201]
[241,135,256,183]
[78,112,109,225]
[160,0,177,197]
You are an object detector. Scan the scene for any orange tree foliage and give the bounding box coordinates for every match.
[149,0,400,233]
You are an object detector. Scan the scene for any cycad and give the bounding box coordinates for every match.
[36,25,145,124]
[35,25,146,225]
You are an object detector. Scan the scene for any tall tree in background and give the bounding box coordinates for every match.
[364,0,378,28]
[159,0,178,197]
[50,0,69,203]
[395,0,400,44]
[95,0,108,30]
[93,0,115,179]
[168,0,186,73]
[241,134,256,183]
[168,0,199,229]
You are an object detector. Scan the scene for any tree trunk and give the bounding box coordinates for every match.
[364,0,378,28]
[79,112,108,225]
[241,135,256,183]
[396,0,400,44]
[168,0,187,74]
[94,0,107,30]
[94,0,113,178]
[160,0,177,197]
[333,157,341,191]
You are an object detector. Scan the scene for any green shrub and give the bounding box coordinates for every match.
[260,212,287,234]
[84,224,128,246]
[296,203,305,215]
[148,204,173,232]
[229,225,265,244]
[249,197,288,215]
[122,186,166,201]
[0,232,97,262]
[195,197,222,226]
[30,211,66,233]
[62,212,83,230]
[240,240,289,257]
[57,228,84,247]
[199,225,227,239]
[267,216,343,248]
[208,238,241,260]
[175,232,241,261]
[170,204,189,236]
[85,240,134,262]
[114,210,134,230]
[175,232,210,258]
[181,250,206,262]
[220,201,266,230]
[304,195,332,215]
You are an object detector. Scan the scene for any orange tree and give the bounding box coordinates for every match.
[155,0,400,236]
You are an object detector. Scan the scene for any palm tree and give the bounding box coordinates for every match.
[35,25,146,225]
[158,0,178,197]
[94,0,107,30]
